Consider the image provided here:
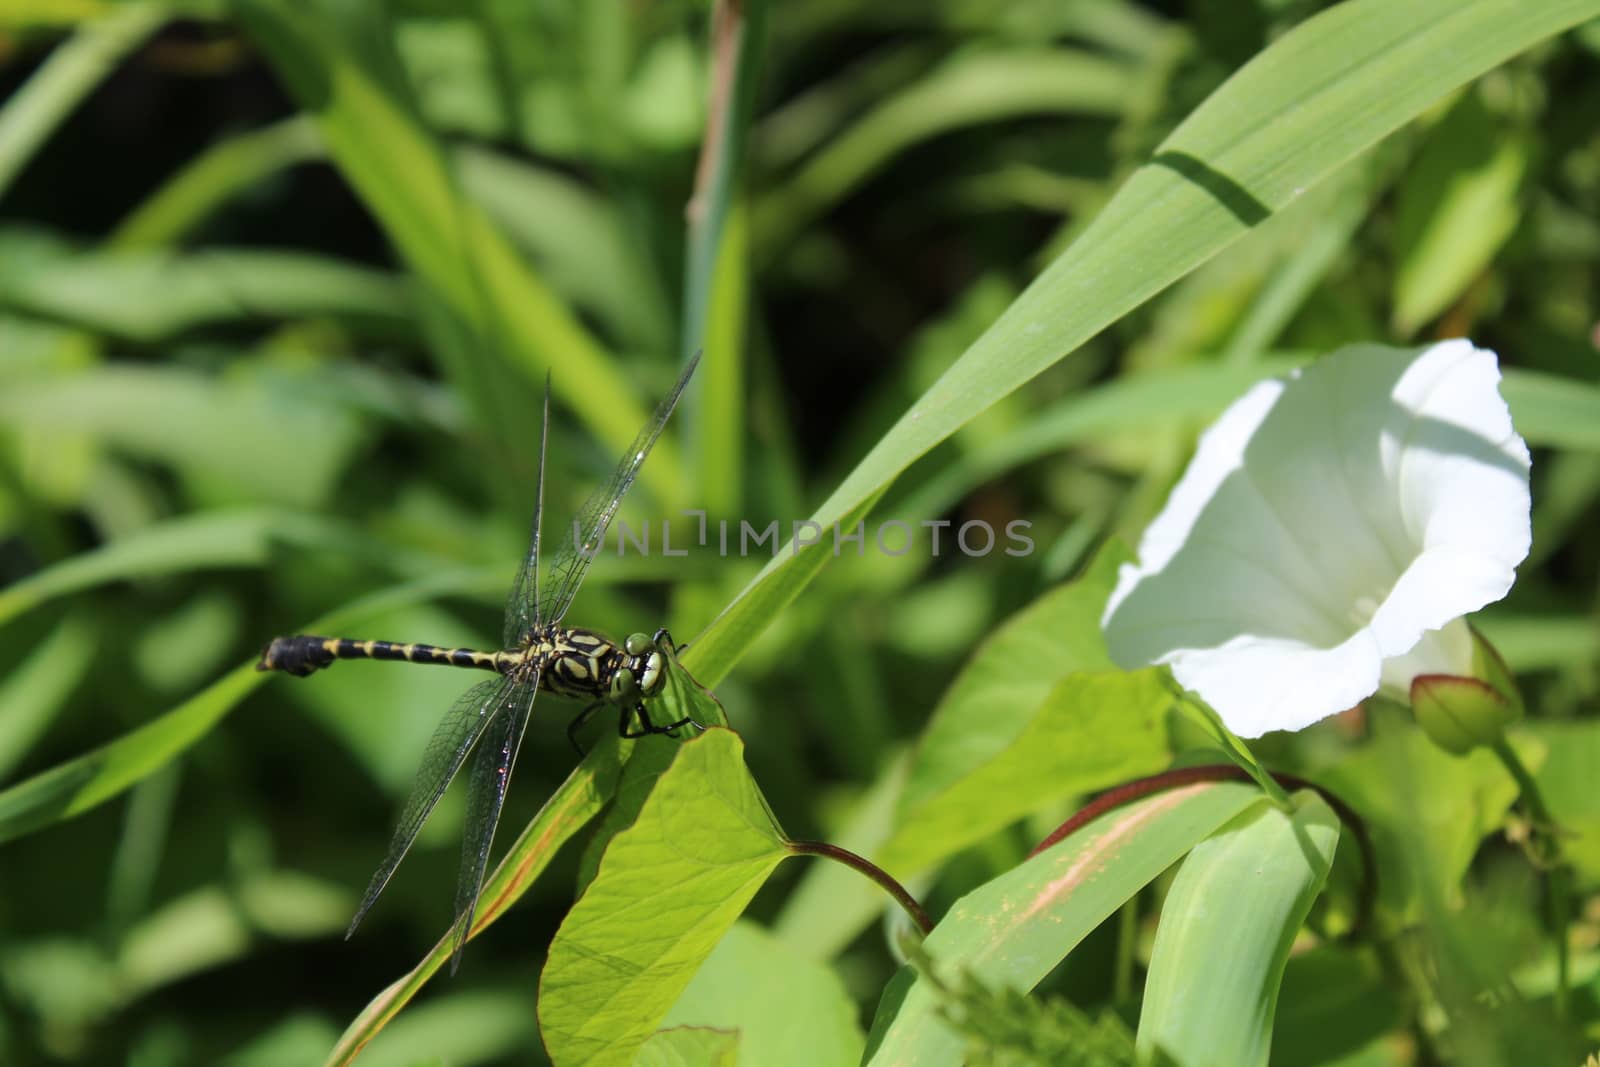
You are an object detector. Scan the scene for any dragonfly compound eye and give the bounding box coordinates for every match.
[610,668,639,700]
[639,652,664,695]
[624,632,652,656]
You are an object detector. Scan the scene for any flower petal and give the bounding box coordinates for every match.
[1103,340,1531,738]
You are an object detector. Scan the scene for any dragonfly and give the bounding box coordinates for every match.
[257,351,703,970]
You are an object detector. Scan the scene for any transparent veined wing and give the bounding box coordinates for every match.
[446,668,537,972]
[345,674,527,937]
[503,379,551,646]
[537,350,700,624]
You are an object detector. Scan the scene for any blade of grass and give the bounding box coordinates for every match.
[752,47,1133,258]
[109,115,323,249]
[1136,794,1340,1067]
[685,0,1600,689]
[0,3,165,199]
[235,0,680,500]
[682,0,765,517]
[0,567,502,842]
[862,782,1266,1065]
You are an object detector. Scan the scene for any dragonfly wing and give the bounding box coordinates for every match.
[346,675,519,938]
[448,670,538,972]
[538,350,700,624]
[503,377,552,646]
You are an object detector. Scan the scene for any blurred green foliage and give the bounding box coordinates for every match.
[0,1,1598,1065]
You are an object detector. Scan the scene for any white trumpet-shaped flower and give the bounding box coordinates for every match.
[1102,340,1532,738]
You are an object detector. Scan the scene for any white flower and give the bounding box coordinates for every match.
[1101,340,1531,739]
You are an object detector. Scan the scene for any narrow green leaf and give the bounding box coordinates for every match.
[235,0,678,498]
[0,615,96,781]
[681,0,764,517]
[688,0,1600,691]
[0,662,261,842]
[0,510,385,629]
[1136,794,1340,1067]
[0,248,409,341]
[863,781,1265,1066]
[0,367,369,508]
[0,2,163,198]
[683,492,882,687]
[754,47,1132,255]
[662,920,865,1067]
[539,729,787,1067]
[110,115,324,249]
[1392,90,1529,335]
[458,146,670,349]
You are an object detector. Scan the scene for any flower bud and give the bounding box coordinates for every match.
[1409,628,1523,755]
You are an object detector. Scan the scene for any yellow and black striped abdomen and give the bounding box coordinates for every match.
[257,635,511,678]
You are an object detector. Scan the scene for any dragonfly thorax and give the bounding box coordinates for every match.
[524,625,665,703]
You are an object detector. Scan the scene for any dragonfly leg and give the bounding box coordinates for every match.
[652,627,688,655]
[567,700,607,756]
[619,702,705,739]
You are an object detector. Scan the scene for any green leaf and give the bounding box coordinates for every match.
[1136,793,1340,1067]
[0,509,398,629]
[863,780,1265,1065]
[1391,90,1529,336]
[0,662,261,843]
[688,0,1600,686]
[900,545,1126,814]
[1501,369,1600,452]
[662,920,864,1067]
[754,47,1132,256]
[1271,948,1400,1067]
[326,734,632,1066]
[683,491,883,687]
[1317,711,1527,921]
[0,367,369,508]
[0,248,408,342]
[110,115,323,249]
[344,991,536,1067]
[539,729,787,1067]
[881,669,1172,877]
[457,146,670,350]
[0,2,163,199]
[634,1028,740,1067]
[1524,720,1600,887]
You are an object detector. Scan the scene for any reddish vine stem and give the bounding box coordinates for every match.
[1028,764,1378,940]
[786,839,934,936]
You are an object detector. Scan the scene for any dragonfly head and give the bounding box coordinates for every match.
[611,632,666,700]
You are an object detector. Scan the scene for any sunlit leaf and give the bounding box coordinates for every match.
[863,781,1265,1065]
[1136,794,1340,1067]
[540,730,787,1067]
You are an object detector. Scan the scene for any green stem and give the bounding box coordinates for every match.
[1166,680,1292,808]
[1490,739,1570,1019]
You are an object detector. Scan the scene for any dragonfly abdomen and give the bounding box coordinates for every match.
[257,635,511,678]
